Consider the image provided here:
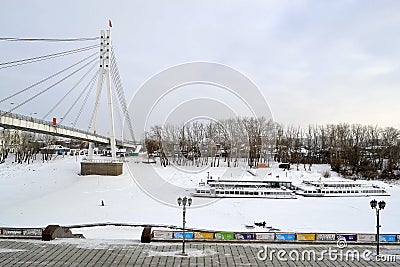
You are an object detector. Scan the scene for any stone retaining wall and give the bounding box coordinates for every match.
[81,162,123,176]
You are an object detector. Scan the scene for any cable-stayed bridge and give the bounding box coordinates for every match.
[0,29,136,153]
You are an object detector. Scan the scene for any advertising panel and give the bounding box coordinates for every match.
[379,234,396,243]
[255,233,275,240]
[357,234,376,242]
[215,232,235,240]
[173,232,194,239]
[235,233,255,240]
[194,232,214,239]
[23,229,42,236]
[296,233,316,241]
[275,233,295,241]
[2,230,22,236]
[152,230,173,239]
[316,233,336,241]
[337,234,357,242]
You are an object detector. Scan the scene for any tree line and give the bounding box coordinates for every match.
[0,129,69,164]
[145,118,276,168]
[145,118,400,180]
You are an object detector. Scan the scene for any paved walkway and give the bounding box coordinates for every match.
[0,239,399,266]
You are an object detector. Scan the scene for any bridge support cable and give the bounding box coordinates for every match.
[74,71,99,128]
[90,69,104,134]
[111,88,125,141]
[42,60,99,120]
[59,63,100,125]
[0,44,100,70]
[7,55,99,114]
[0,52,99,106]
[110,47,136,143]
[0,37,100,42]
[89,47,109,134]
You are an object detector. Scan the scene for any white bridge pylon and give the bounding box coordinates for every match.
[89,29,117,161]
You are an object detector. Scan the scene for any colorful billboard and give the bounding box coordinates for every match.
[296,233,316,241]
[275,233,295,241]
[173,232,194,239]
[337,234,357,242]
[194,232,214,239]
[215,232,235,240]
[235,233,255,240]
[379,234,396,242]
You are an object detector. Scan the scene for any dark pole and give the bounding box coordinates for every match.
[376,209,380,255]
[371,199,385,256]
[182,204,186,255]
[177,196,191,256]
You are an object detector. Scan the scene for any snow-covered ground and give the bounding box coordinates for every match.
[0,154,398,240]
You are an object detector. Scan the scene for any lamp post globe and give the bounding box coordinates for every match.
[370,199,377,209]
[378,201,386,210]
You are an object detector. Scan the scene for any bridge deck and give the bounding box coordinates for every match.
[0,111,136,147]
[0,110,109,143]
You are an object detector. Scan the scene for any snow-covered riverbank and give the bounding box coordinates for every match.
[0,155,398,239]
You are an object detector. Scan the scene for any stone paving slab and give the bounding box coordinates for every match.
[0,239,398,266]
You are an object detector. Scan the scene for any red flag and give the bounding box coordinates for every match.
[109,19,112,28]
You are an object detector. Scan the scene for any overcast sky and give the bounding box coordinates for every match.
[1,1,400,139]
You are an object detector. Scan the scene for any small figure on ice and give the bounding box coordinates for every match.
[254,221,267,228]
[101,200,105,206]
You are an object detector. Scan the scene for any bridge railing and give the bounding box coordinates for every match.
[0,110,108,140]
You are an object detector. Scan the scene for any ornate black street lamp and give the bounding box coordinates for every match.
[177,196,192,256]
[370,199,386,255]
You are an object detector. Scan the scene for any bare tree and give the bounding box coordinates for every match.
[380,127,400,179]
[242,117,265,168]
